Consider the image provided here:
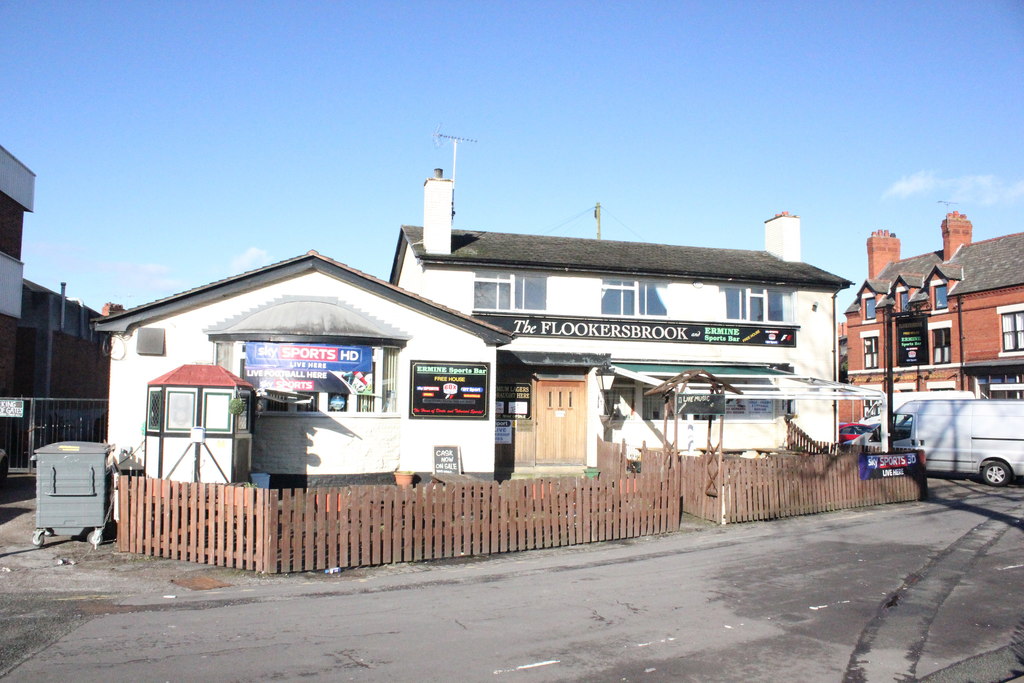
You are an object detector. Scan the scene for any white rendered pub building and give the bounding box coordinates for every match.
[391,169,861,474]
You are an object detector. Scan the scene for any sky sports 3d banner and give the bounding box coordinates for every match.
[244,342,373,395]
[858,452,921,480]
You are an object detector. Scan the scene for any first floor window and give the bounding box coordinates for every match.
[601,280,667,317]
[1003,312,1024,351]
[725,286,793,323]
[474,272,546,311]
[864,337,879,369]
[602,279,636,316]
[932,328,951,364]
[933,283,948,309]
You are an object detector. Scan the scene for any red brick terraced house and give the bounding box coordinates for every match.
[843,211,1024,421]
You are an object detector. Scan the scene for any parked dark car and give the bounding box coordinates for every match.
[839,423,874,443]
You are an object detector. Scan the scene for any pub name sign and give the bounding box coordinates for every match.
[479,314,796,347]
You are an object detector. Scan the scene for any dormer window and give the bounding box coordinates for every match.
[934,283,948,310]
[474,272,547,312]
[898,290,909,312]
[863,296,877,320]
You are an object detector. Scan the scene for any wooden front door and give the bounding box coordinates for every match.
[535,379,586,464]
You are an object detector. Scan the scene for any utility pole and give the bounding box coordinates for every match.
[594,202,601,240]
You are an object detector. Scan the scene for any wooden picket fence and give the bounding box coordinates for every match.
[116,439,926,573]
[117,458,682,574]
[642,445,926,525]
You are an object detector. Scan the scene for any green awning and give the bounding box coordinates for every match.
[614,363,788,376]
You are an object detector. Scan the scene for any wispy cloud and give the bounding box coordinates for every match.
[883,171,1024,205]
[230,247,270,273]
[100,261,186,304]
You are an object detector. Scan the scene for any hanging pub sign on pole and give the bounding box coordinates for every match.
[896,316,929,366]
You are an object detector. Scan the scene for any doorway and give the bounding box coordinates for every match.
[535,379,586,464]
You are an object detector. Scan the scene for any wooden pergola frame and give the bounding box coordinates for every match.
[644,369,743,498]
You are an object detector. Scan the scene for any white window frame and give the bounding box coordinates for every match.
[931,327,951,365]
[862,294,877,321]
[725,286,794,323]
[863,335,879,370]
[601,280,667,317]
[931,280,948,310]
[474,272,547,312]
[1001,310,1024,353]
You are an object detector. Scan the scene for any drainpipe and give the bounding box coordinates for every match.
[60,282,67,331]
[956,293,967,393]
[832,290,839,437]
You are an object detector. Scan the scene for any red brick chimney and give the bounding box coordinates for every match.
[866,229,900,279]
[941,211,972,261]
[101,302,124,316]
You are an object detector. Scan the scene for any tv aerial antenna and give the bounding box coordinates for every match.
[937,200,958,209]
[432,125,477,183]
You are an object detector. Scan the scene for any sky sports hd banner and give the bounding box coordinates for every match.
[244,342,373,395]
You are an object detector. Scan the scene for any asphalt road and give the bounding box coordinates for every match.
[2,475,1023,682]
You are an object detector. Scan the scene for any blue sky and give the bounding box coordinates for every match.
[3,1,1022,312]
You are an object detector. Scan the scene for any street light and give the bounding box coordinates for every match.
[595,361,618,428]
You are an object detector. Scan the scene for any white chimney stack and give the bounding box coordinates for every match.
[765,211,801,262]
[423,168,454,255]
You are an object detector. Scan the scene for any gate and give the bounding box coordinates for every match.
[0,398,109,471]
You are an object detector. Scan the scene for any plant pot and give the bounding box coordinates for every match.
[394,471,415,487]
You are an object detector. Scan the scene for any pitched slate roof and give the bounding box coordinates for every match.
[874,251,943,284]
[947,232,1024,295]
[396,226,850,289]
[850,231,1024,308]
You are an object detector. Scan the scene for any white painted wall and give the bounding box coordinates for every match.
[107,269,499,476]
[398,261,842,451]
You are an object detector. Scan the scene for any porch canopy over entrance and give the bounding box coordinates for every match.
[610,362,883,403]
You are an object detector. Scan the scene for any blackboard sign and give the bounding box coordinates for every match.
[896,316,929,366]
[410,361,489,419]
[433,445,463,474]
[675,393,726,415]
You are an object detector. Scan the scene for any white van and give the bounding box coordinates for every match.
[887,399,1024,486]
[861,390,975,425]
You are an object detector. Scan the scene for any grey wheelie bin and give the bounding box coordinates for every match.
[31,441,114,549]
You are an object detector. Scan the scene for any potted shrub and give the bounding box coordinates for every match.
[393,471,415,487]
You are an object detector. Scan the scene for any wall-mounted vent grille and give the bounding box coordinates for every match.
[137,328,166,356]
